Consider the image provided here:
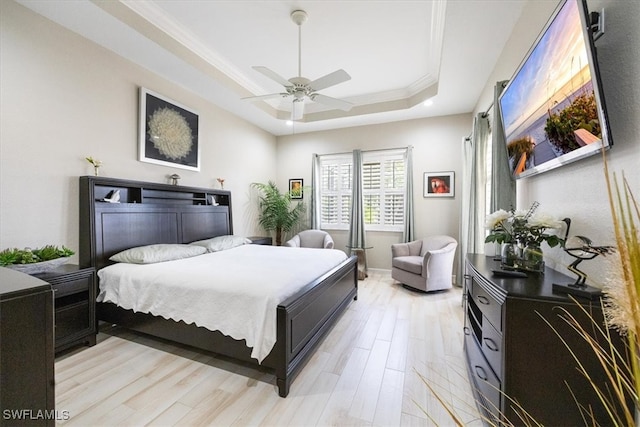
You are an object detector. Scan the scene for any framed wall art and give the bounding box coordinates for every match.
[423,171,455,198]
[139,87,200,171]
[289,179,303,199]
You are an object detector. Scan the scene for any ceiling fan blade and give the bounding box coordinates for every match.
[252,66,293,88]
[242,92,289,101]
[308,69,351,92]
[292,99,305,121]
[311,93,353,111]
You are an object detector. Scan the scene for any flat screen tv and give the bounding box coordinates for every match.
[499,0,612,179]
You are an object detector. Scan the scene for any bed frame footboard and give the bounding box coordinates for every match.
[274,255,358,397]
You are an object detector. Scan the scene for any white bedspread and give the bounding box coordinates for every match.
[97,244,348,362]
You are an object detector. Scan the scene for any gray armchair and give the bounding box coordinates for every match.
[284,229,334,249]
[391,235,457,292]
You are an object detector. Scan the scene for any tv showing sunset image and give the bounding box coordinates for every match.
[498,0,611,178]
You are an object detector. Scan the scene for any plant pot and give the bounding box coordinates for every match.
[5,257,70,274]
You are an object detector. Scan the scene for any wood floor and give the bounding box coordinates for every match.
[54,270,482,426]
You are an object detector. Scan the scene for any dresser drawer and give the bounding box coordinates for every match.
[481,319,502,377]
[51,275,91,298]
[471,278,502,332]
[465,335,501,424]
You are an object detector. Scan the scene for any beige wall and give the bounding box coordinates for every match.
[3,0,637,285]
[0,1,277,260]
[474,0,640,286]
[276,114,471,270]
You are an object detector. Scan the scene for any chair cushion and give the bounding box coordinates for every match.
[392,255,423,275]
[391,240,422,257]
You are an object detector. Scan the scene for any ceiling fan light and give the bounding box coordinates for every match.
[291,99,304,121]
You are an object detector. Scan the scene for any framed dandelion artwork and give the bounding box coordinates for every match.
[139,87,200,171]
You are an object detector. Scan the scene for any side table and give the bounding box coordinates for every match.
[248,236,273,246]
[34,264,97,353]
[347,246,372,280]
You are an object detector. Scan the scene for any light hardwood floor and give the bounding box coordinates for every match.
[55,270,482,426]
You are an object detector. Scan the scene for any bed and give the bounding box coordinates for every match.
[79,176,358,397]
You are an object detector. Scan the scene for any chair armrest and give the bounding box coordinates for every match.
[324,234,335,249]
[422,242,457,278]
[284,235,301,247]
[427,242,457,256]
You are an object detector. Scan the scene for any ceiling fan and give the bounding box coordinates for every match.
[244,9,353,121]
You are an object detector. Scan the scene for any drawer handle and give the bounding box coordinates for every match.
[463,326,471,336]
[477,295,490,305]
[474,365,488,381]
[484,337,499,352]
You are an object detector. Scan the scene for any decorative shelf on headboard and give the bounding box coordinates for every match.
[81,176,230,207]
[79,176,233,269]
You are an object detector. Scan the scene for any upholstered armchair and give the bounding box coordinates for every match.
[391,235,457,292]
[284,229,334,249]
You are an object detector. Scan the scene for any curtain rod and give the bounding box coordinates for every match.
[466,103,494,140]
[481,101,494,118]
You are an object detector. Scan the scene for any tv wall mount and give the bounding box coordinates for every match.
[589,9,605,41]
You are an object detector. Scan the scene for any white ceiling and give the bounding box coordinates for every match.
[16,0,527,136]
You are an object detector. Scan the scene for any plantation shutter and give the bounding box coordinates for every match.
[318,149,405,231]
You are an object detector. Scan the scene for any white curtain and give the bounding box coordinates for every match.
[459,114,490,280]
[348,150,367,263]
[403,146,415,242]
[490,81,516,212]
[310,153,321,229]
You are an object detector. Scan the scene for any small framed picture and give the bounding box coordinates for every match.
[424,171,455,198]
[289,179,303,199]
[139,87,200,171]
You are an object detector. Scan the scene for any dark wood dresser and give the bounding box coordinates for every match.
[464,254,628,426]
[0,267,54,426]
[34,264,97,353]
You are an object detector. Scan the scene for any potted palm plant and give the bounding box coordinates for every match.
[252,181,305,246]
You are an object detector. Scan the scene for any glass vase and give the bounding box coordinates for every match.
[522,243,545,273]
[501,243,519,269]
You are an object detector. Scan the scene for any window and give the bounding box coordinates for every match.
[319,150,406,231]
[320,155,352,229]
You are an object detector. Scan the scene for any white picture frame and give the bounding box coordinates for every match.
[139,87,200,171]
[423,171,455,198]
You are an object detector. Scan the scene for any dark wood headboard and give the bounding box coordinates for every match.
[79,176,233,270]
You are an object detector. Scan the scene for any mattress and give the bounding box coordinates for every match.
[97,244,348,362]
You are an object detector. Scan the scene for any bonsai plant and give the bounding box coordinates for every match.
[252,181,305,246]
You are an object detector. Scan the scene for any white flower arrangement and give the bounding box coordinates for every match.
[485,202,564,247]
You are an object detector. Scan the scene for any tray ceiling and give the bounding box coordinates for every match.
[16,0,527,135]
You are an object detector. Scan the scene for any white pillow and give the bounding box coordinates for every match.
[109,244,207,264]
[189,235,251,252]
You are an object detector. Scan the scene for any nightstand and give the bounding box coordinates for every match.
[248,236,273,246]
[34,264,97,353]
